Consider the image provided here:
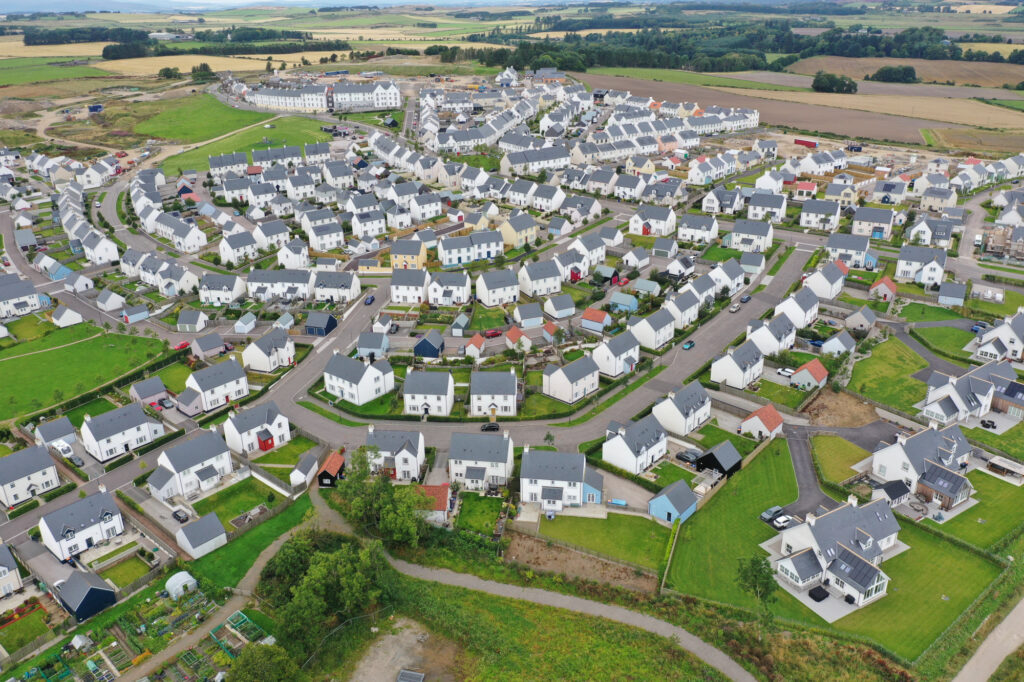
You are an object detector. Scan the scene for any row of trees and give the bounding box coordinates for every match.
[23,27,148,45]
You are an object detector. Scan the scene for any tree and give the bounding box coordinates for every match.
[226,644,301,682]
[157,67,181,79]
[811,71,857,94]
[544,432,555,446]
[737,555,778,639]
[334,447,426,546]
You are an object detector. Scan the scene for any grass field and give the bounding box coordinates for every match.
[0,323,97,359]
[132,94,272,143]
[924,471,1024,549]
[64,398,118,428]
[190,496,312,589]
[702,244,745,262]
[192,477,283,531]
[455,493,502,536]
[0,36,112,58]
[467,305,506,330]
[161,116,330,173]
[900,303,963,322]
[397,578,725,681]
[4,316,56,342]
[100,556,150,588]
[691,424,758,456]
[751,380,807,409]
[539,513,670,570]
[0,609,49,653]
[914,326,975,360]
[253,435,317,466]
[0,129,43,148]
[651,460,697,488]
[587,67,808,91]
[156,363,192,394]
[850,338,928,412]
[0,57,109,86]
[964,420,1024,460]
[810,435,869,484]
[0,334,163,421]
[788,55,1024,88]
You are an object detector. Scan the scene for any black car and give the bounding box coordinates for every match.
[159,398,174,409]
[68,455,85,468]
[740,294,752,303]
[389,323,399,334]
[172,510,189,524]
[480,422,500,432]
[981,419,997,429]
[675,450,699,464]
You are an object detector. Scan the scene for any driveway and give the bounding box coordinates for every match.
[781,425,836,517]
[603,471,655,508]
[883,322,966,380]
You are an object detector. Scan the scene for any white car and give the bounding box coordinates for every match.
[777,367,795,377]
[772,515,793,530]
[52,442,73,458]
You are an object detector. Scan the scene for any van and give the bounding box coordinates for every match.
[975,234,984,247]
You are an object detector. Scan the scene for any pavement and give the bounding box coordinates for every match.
[953,594,1024,682]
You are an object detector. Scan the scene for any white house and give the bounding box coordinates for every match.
[725,219,773,253]
[520,448,603,512]
[518,260,562,298]
[543,354,600,404]
[468,368,518,417]
[774,287,820,329]
[871,425,973,511]
[199,274,245,306]
[403,370,455,416]
[476,269,519,307]
[710,341,764,389]
[323,352,396,406]
[800,200,841,231]
[803,262,846,301]
[678,214,718,243]
[175,513,228,559]
[601,415,667,475]
[184,359,249,413]
[222,401,292,455]
[428,271,472,306]
[651,382,711,438]
[80,404,165,462]
[390,268,429,304]
[746,314,796,356]
[366,425,425,481]
[0,445,59,508]
[627,309,675,350]
[663,291,700,329]
[895,246,946,285]
[629,205,676,237]
[39,492,124,562]
[448,432,514,490]
[974,311,1024,362]
[242,329,295,373]
[147,432,232,502]
[592,331,640,377]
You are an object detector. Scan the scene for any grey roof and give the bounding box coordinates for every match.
[852,305,877,325]
[367,428,421,455]
[225,401,284,436]
[325,354,392,383]
[162,432,228,473]
[722,340,762,370]
[35,416,74,443]
[516,302,543,320]
[790,286,819,313]
[295,449,319,476]
[704,441,742,472]
[939,281,967,300]
[806,500,900,564]
[549,355,599,383]
[418,328,443,350]
[147,466,174,491]
[479,269,518,289]
[59,570,114,610]
[131,376,166,400]
[732,219,771,237]
[634,308,675,332]
[547,293,574,312]
[193,333,225,353]
[679,214,716,231]
[604,330,639,356]
[358,331,387,350]
[305,312,335,330]
[469,370,516,397]
[825,329,856,352]
[898,245,947,268]
[521,450,585,483]
[853,206,894,224]
[719,257,744,281]
[920,461,970,497]
[662,381,710,418]
[465,466,487,480]
[41,491,120,537]
[0,445,54,486]
[788,549,824,581]
[829,547,881,594]
[391,268,429,288]
[82,404,154,441]
[0,545,16,575]
[653,479,698,514]
[748,193,785,209]
[607,414,665,457]
[802,199,839,215]
[179,512,226,548]
[188,359,245,391]
[817,262,845,286]
[177,309,204,327]
[390,239,424,256]
[404,370,453,396]
[523,259,560,281]
[450,432,512,464]
[251,328,291,356]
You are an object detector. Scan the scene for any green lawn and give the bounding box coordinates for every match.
[850,338,928,412]
[0,57,109,86]
[702,244,744,262]
[253,436,317,466]
[136,94,270,143]
[667,440,796,606]
[810,435,869,484]
[467,305,506,330]
[587,67,808,91]
[0,609,49,652]
[161,116,331,174]
[455,493,502,535]
[968,289,1024,318]
[524,370,543,387]
[924,471,1024,550]
[901,303,963,322]
[88,541,138,568]
[0,445,11,457]
[99,556,150,588]
[328,391,404,417]
[563,349,584,362]
[651,461,697,488]
[190,496,312,589]
[539,513,670,571]
[451,153,499,172]
[521,392,567,418]
[260,466,294,487]
[768,245,795,276]
[691,424,758,456]
[914,327,975,360]
[750,381,807,409]
[64,398,118,428]
[964,421,1024,460]
[4,316,56,342]
[192,477,283,531]
[0,323,98,359]
[0,334,164,421]
[156,363,192,394]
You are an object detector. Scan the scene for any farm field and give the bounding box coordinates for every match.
[98,54,272,76]
[0,36,113,58]
[787,56,1024,88]
[134,94,272,143]
[586,67,808,91]
[931,126,1024,152]
[161,116,330,173]
[0,57,110,86]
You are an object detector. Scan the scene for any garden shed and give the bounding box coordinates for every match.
[166,571,198,599]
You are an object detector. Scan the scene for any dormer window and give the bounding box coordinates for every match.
[63,529,75,540]
[101,512,112,523]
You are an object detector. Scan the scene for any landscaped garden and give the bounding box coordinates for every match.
[964,421,1024,460]
[0,607,50,652]
[923,471,1024,549]
[99,556,151,588]
[914,326,975,361]
[651,460,697,488]
[455,493,502,536]
[192,478,283,531]
[849,338,928,412]
[702,244,744,262]
[64,398,118,428]
[539,512,670,571]
[253,436,317,466]
[156,362,192,394]
[690,423,758,456]
[467,305,506,330]
[810,435,869,483]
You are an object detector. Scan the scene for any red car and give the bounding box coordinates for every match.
[149,401,162,411]
[174,341,189,350]
[115,151,128,158]
[484,329,501,339]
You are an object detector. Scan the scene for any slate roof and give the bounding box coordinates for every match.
[367,428,421,455]
[82,404,153,441]
[0,445,54,486]
[404,370,452,396]
[131,376,166,400]
[35,416,74,443]
[188,359,245,391]
[469,370,516,396]
[41,492,120,536]
[225,401,284,436]
[521,450,585,483]
[606,414,665,457]
[546,355,599,383]
[161,432,227,473]
[653,479,698,514]
[450,432,512,464]
[806,500,899,564]
[179,513,226,548]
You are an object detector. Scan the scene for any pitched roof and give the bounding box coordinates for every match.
[653,479,698,514]
[161,432,228,473]
[0,445,54,486]
[179,512,226,548]
[450,432,512,464]
[870,275,897,293]
[795,358,829,383]
[744,404,784,432]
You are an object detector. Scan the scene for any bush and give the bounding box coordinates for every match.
[104,454,133,472]
[8,500,40,519]
[41,482,76,502]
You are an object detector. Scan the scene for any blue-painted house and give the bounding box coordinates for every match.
[648,479,698,524]
[609,292,638,314]
[305,312,337,336]
[121,304,149,324]
[414,329,444,359]
[357,331,389,359]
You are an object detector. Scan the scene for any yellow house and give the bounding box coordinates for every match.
[463,211,491,231]
[390,239,427,270]
[498,213,539,249]
[626,155,656,176]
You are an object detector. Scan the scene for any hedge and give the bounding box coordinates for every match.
[115,490,143,514]
[908,328,980,366]
[135,428,185,456]
[63,459,89,482]
[103,454,133,472]
[41,482,77,502]
[8,500,39,519]
[133,470,154,487]
[584,454,662,494]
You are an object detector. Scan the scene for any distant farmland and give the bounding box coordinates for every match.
[788,56,1024,88]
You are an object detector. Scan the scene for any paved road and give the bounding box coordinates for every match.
[953,594,1024,682]
[781,425,837,517]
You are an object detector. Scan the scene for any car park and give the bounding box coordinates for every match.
[760,506,784,522]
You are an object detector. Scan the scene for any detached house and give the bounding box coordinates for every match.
[520,449,603,512]
[543,354,600,404]
[803,262,846,301]
[651,382,711,438]
[775,287,820,329]
[826,233,874,270]
[222,401,292,455]
[39,492,124,562]
[746,193,787,223]
[895,246,946,285]
[799,200,841,231]
[181,359,249,414]
[468,369,518,417]
[476,269,519,307]
[403,371,455,416]
[518,260,562,298]
[0,445,59,508]
[627,309,675,350]
[974,311,1024,362]
[724,219,773,253]
[746,314,796,356]
[324,352,396,406]
[678,214,718,244]
[710,341,764,389]
[365,425,425,481]
[390,268,429,304]
[871,425,974,510]
[851,207,895,240]
[81,404,164,463]
[448,432,514,490]
[920,360,1015,425]
[629,205,676,237]
[592,331,640,377]
[148,432,232,503]
[601,415,668,475]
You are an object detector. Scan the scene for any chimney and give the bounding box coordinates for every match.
[618,426,627,437]
[806,512,815,526]
[523,444,530,455]
[847,494,858,508]
[896,432,907,445]
[98,484,106,494]
[503,430,509,439]
[83,414,91,422]
[667,391,675,400]
[367,424,374,435]
[332,349,339,356]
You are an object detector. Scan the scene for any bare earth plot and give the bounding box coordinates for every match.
[788,56,1024,88]
[575,72,957,143]
[707,70,1024,100]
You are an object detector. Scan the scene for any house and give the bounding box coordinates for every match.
[871,425,974,510]
[391,268,430,304]
[241,329,294,373]
[791,358,829,390]
[366,425,425,481]
[622,247,650,271]
[476,269,519,307]
[39,491,124,561]
[592,331,640,377]
[469,369,518,417]
[775,287,819,329]
[222,401,292,455]
[826,234,875,270]
[845,306,877,332]
[740,252,765,276]
[190,333,226,361]
[851,207,895,240]
[920,360,1015,425]
[678,214,718,243]
[304,312,338,337]
[183,359,248,414]
[324,353,396,406]
[696,441,742,477]
[129,377,167,405]
[663,291,700,330]
[629,205,676,237]
[513,302,544,330]
[543,354,600,404]
[80,404,164,462]
[34,416,76,448]
[147,432,232,502]
[218,231,258,266]
[0,544,24,599]
[710,341,764,389]
[667,255,696,280]
[724,219,773,253]
[57,572,116,622]
[0,445,59,508]
[870,276,897,302]
[95,289,125,312]
[747,193,787,223]
[774,499,899,607]
[708,258,746,297]
[651,382,711,438]
[317,450,346,488]
[895,246,946,285]
[740,404,784,440]
[199,274,245,306]
[580,307,612,333]
[414,329,445,359]
[449,432,515,490]
[390,239,427,270]
[602,415,667,475]
[544,294,575,320]
[518,260,562,298]
[648,480,698,524]
[357,332,389,360]
[52,305,83,329]
[907,217,956,248]
[313,271,360,304]
[746,314,796,356]
[974,311,1024,361]
[627,309,675,349]
[175,513,228,559]
[499,213,539,249]
[520,448,603,512]
[823,330,857,357]
[403,370,455,416]
[291,451,319,489]
[803,262,846,301]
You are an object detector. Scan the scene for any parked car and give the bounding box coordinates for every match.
[52,442,73,459]
[172,510,189,524]
[971,325,985,333]
[484,329,501,339]
[760,506,784,522]
[675,449,699,464]
[224,343,235,351]
[772,515,793,530]
[93,201,101,208]
[174,341,189,350]
[809,340,824,347]
[729,303,741,313]
[364,295,375,305]
[975,321,989,329]
[480,422,500,432]
[682,340,695,350]
[777,367,795,377]
[389,323,399,334]
[159,398,174,409]
[149,401,162,411]
[740,294,752,303]
[68,455,85,468]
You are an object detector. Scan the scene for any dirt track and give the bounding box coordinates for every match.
[575,72,957,143]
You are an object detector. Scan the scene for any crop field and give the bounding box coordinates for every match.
[587,67,807,91]
[958,41,1023,56]
[161,116,330,173]
[931,127,1024,152]
[787,56,1024,88]
[0,36,114,58]
[0,77,159,101]
[98,55,272,76]
[0,57,110,86]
